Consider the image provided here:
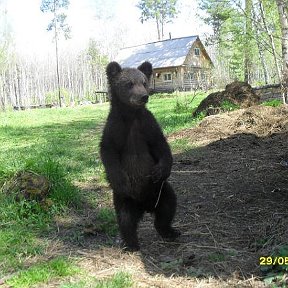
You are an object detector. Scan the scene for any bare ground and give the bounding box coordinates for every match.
[44,105,288,287]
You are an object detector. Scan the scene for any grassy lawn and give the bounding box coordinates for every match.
[0,92,207,287]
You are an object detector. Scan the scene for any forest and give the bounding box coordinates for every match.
[0,0,288,109]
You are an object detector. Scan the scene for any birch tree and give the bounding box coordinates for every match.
[275,0,288,104]
[258,0,282,84]
[199,0,283,86]
[40,0,71,107]
[244,0,253,83]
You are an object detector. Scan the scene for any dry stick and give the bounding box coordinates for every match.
[154,181,165,208]
[205,224,219,248]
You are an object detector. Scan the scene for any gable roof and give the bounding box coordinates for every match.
[116,35,200,69]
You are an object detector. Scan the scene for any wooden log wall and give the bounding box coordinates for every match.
[253,84,282,102]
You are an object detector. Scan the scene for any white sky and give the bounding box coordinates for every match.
[1,0,212,58]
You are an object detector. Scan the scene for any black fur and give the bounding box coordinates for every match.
[100,61,180,251]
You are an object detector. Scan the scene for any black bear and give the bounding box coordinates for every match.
[100,61,180,251]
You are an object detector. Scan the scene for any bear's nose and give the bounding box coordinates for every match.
[141,95,149,103]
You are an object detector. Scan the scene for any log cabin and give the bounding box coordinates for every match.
[116,35,214,92]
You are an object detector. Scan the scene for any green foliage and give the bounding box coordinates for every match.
[261,99,283,107]
[198,0,282,85]
[87,39,109,68]
[0,106,107,276]
[40,0,70,11]
[60,272,133,288]
[45,88,72,105]
[94,272,133,288]
[97,207,118,237]
[0,227,44,275]
[148,91,208,134]
[7,257,80,288]
[199,0,233,36]
[24,157,81,207]
[137,0,178,38]
[220,100,240,112]
[170,138,193,153]
[0,157,80,275]
[138,0,178,22]
[173,96,191,113]
[208,252,226,262]
[40,0,71,39]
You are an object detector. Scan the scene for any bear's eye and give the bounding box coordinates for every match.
[126,81,133,89]
[143,81,147,87]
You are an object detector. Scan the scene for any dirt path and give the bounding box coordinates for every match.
[46,105,288,287]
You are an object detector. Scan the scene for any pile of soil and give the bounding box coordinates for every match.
[2,170,50,201]
[193,81,260,116]
[172,105,288,146]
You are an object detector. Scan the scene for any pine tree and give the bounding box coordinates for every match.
[137,0,178,40]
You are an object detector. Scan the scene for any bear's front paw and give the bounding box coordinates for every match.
[151,164,170,183]
[151,164,164,183]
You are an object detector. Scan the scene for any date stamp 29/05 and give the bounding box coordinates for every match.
[259,256,288,266]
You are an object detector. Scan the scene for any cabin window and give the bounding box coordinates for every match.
[201,72,206,81]
[194,48,200,56]
[187,72,194,79]
[163,73,172,82]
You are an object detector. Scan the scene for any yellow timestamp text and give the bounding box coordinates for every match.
[259,256,288,266]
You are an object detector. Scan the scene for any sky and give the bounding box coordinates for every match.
[0,0,212,58]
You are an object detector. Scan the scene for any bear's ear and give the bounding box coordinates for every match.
[138,61,153,80]
[106,62,122,81]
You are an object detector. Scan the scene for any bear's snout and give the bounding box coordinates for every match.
[141,94,149,103]
[130,93,149,106]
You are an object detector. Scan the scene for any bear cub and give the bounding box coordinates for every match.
[100,61,180,251]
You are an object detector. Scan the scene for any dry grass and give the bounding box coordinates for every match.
[169,105,288,145]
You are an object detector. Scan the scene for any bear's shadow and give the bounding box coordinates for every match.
[136,131,288,280]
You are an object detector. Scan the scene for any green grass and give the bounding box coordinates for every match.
[261,99,283,107]
[60,272,133,288]
[148,91,207,134]
[0,92,208,286]
[170,138,195,154]
[0,105,108,280]
[6,257,80,288]
[0,105,107,182]
[97,207,118,237]
[220,100,240,112]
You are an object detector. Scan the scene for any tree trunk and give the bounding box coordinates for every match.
[276,0,288,104]
[251,3,269,84]
[259,0,282,85]
[54,0,62,107]
[156,16,160,40]
[244,0,252,83]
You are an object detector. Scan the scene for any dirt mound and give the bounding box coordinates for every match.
[193,81,260,116]
[171,105,288,146]
[2,170,50,201]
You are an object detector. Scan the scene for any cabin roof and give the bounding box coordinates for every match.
[116,35,201,69]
